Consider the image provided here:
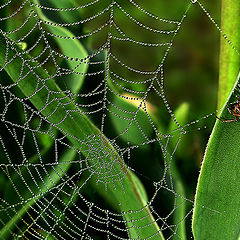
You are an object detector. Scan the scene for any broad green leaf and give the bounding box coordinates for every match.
[0,148,76,239]
[0,33,164,239]
[34,0,88,94]
[192,73,240,240]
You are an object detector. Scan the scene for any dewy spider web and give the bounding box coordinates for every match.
[0,0,238,239]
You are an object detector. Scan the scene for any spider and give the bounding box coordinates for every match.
[215,100,240,122]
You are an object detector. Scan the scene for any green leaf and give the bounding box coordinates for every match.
[0,33,164,239]
[88,168,164,239]
[109,93,155,146]
[44,0,82,23]
[33,0,88,94]
[168,103,189,240]
[192,73,240,240]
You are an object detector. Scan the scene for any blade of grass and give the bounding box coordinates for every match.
[192,73,240,240]
[0,33,164,239]
[168,103,189,240]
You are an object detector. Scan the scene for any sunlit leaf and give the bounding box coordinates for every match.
[109,93,155,145]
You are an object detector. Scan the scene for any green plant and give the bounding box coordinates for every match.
[192,0,240,239]
[0,0,239,239]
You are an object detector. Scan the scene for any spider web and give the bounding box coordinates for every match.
[0,0,237,239]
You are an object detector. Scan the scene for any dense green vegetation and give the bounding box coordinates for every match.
[0,0,239,239]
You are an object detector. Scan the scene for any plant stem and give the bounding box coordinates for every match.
[218,0,240,109]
